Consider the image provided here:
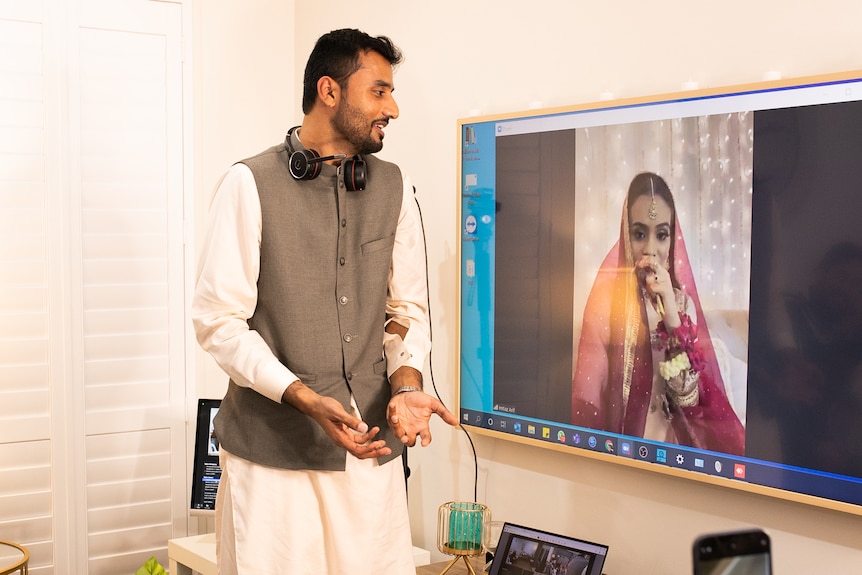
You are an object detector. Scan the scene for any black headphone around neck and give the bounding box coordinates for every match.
[284,126,367,191]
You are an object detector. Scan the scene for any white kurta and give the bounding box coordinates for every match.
[192,161,431,575]
[216,406,414,575]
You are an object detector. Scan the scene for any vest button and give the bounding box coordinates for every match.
[339,295,348,305]
[343,334,353,343]
[346,372,354,381]
[341,219,347,228]
[339,257,345,266]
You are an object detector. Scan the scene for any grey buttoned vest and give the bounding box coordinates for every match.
[213,134,405,470]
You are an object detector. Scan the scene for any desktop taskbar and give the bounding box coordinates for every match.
[459,408,862,507]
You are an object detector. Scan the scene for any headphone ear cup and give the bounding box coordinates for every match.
[289,149,322,180]
[342,157,367,191]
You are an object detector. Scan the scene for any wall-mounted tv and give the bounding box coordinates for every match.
[458,70,862,515]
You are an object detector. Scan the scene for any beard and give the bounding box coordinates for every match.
[332,98,384,155]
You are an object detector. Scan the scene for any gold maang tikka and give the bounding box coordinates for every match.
[648,174,658,220]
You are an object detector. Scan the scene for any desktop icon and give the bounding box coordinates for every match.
[464,126,476,145]
[557,430,566,443]
[513,422,522,433]
[465,215,477,234]
[604,439,614,453]
[638,445,649,459]
[527,425,536,435]
[542,427,550,439]
[621,442,632,457]
[715,460,723,473]
[656,448,667,463]
[734,463,746,479]
[694,458,704,468]
[573,433,581,445]
[676,454,685,465]
[588,436,597,448]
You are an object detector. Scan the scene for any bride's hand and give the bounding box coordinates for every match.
[636,254,670,289]
[636,255,675,309]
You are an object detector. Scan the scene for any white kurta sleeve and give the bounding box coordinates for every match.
[384,175,432,377]
[191,163,299,403]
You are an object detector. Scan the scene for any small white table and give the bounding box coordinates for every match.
[168,533,216,575]
[167,533,431,574]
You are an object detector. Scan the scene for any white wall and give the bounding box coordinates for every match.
[196,1,862,573]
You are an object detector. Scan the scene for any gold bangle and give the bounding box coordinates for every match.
[667,372,699,407]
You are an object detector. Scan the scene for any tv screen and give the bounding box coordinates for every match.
[190,398,222,514]
[458,70,862,514]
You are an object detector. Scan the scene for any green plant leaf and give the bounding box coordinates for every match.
[134,556,167,575]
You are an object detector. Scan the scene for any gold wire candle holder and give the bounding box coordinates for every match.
[436,501,490,575]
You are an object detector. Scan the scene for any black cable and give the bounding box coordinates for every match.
[413,189,479,503]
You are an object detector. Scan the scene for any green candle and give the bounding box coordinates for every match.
[446,502,483,552]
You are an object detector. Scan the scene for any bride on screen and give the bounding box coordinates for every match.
[571,172,744,455]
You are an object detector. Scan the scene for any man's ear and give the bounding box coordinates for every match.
[317,76,340,108]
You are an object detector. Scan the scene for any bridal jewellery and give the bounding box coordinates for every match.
[648,174,658,220]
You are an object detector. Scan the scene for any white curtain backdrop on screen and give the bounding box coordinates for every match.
[573,113,753,422]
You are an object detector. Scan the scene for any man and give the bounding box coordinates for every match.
[192,29,458,574]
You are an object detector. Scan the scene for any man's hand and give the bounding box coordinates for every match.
[383,323,458,446]
[387,385,459,447]
[282,380,391,460]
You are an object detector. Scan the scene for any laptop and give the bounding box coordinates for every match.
[488,522,609,575]
[189,398,222,515]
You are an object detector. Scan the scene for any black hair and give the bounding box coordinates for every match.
[301,29,403,114]
[626,172,676,224]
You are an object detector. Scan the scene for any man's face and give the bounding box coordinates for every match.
[332,50,399,155]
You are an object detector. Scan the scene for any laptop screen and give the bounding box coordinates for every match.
[189,398,222,515]
[488,522,608,575]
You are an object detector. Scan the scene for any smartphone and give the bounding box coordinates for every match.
[693,529,772,575]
